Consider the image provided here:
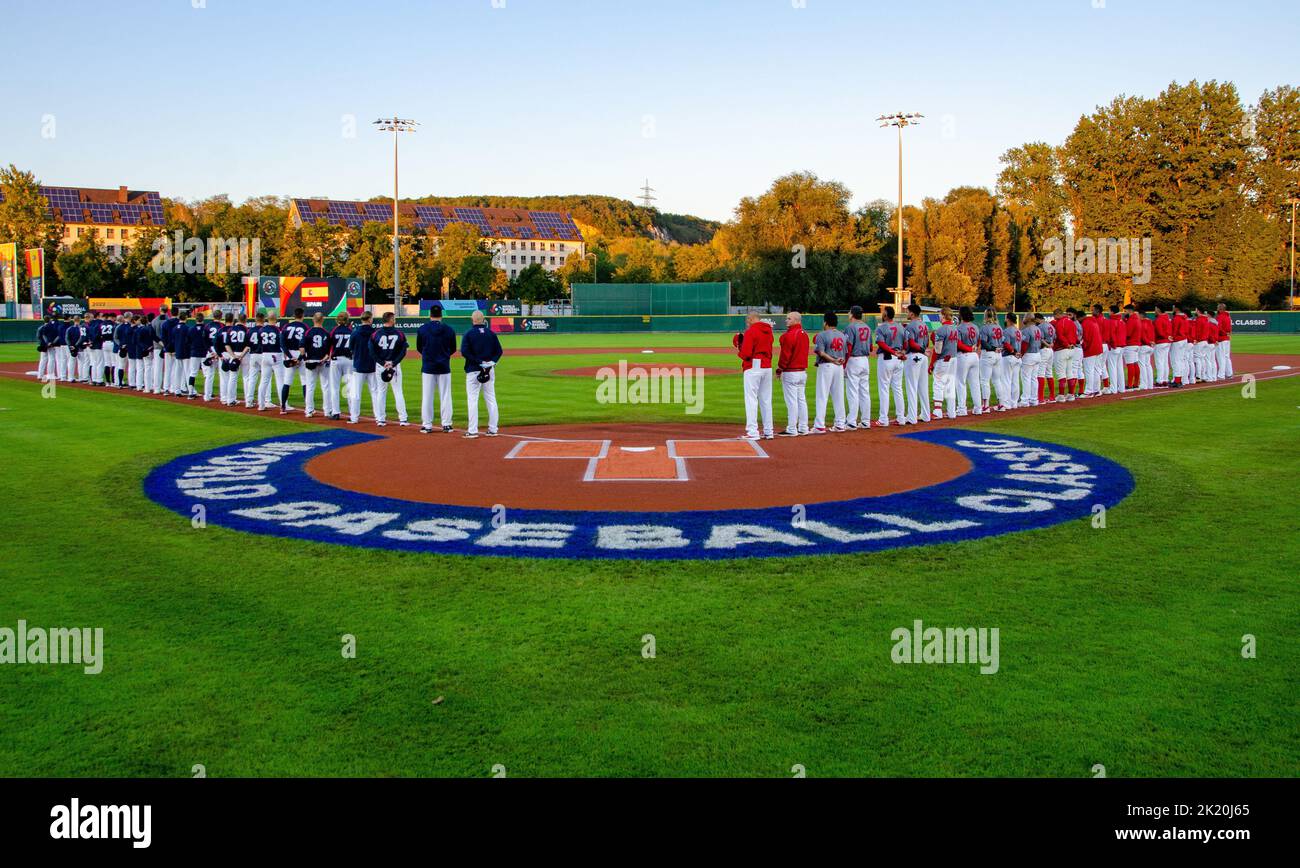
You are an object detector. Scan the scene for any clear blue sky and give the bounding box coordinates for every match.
[2,0,1292,222]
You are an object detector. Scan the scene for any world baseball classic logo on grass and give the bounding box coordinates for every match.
[143,429,1134,560]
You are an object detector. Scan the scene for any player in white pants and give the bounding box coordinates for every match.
[953,310,983,417]
[734,312,775,439]
[874,308,906,426]
[776,312,810,436]
[842,307,873,429]
[902,304,931,424]
[811,313,846,432]
[325,314,353,420]
[1215,304,1233,378]
[416,306,457,433]
[930,310,958,419]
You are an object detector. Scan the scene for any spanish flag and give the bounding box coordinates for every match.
[301,281,329,301]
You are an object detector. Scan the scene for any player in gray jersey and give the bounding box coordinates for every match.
[998,313,1022,409]
[901,304,932,424]
[930,311,960,418]
[977,309,1004,413]
[1035,314,1057,402]
[1019,317,1043,407]
[812,313,847,432]
[874,308,907,426]
[842,306,873,429]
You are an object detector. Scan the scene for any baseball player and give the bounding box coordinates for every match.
[977,308,1003,413]
[1035,314,1055,403]
[812,312,847,434]
[1138,310,1155,390]
[371,312,410,427]
[1104,305,1126,394]
[301,313,332,418]
[999,313,1022,409]
[111,314,130,388]
[1216,303,1233,378]
[86,312,107,385]
[277,308,307,413]
[66,316,89,383]
[461,310,504,438]
[1019,314,1042,407]
[1152,304,1172,387]
[195,312,223,401]
[1196,310,1216,382]
[1187,307,1205,384]
[953,307,982,417]
[930,308,959,419]
[220,314,249,405]
[323,314,351,421]
[249,312,278,410]
[416,305,457,433]
[1122,304,1142,389]
[171,312,193,396]
[734,311,775,440]
[1049,308,1074,402]
[1170,303,1190,387]
[348,312,378,424]
[776,311,809,436]
[842,305,873,429]
[874,306,907,426]
[902,304,931,424]
[1081,305,1106,397]
[133,315,156,391]
[36,315,58,382]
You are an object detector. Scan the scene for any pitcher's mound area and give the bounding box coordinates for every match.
[306,422,970,511]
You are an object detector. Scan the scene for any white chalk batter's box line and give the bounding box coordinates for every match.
[504,438,769,483]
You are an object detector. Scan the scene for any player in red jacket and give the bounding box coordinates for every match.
[1170,305,1191,386]
[1123,304,1143,388]
[775,311,810,436]
[1204,313,1220,381]
[1153,305,1172,386]
[1105,306,1126,394]
[734,312,774,440]
[1139,312,1156,389]
[1081,305,1106,397]
[1216,302,1234,378]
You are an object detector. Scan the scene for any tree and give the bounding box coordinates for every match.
[0,165,61,300]
[511,263,559,303]
[54,234,112,297]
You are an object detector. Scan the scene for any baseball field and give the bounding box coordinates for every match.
[1,332,1297,777]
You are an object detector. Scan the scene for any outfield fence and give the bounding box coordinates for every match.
[4,310,1299,343]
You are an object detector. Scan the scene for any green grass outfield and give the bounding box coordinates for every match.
[0,333,1297,777]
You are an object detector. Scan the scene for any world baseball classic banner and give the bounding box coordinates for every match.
[23,248,44,319]
[244,276,365,318]
[0,243,17,318]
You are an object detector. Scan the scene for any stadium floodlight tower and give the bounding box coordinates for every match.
[877,112,923,302]
[374,117,419,317]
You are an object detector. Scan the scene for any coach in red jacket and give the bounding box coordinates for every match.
[1081,305,1106,397]
[735,312,775,440]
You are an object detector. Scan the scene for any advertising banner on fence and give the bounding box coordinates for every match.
[89,297,173,316]
[0,243,17,317]
[41,296,89,317]
[23,248,44,319]
[244,276,365,317]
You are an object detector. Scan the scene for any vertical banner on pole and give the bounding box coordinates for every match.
[24,248,45,319]
[0,243,18,319]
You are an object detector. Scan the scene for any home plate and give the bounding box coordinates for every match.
[621,446,655,453]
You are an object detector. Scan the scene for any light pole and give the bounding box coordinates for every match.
[1288,197,1299,310]
[877,112,923,304]
[374,117,418,317]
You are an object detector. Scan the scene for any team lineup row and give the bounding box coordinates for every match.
[34,306,508,438]
[732,302,1236,440]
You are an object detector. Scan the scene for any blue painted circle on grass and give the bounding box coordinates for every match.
[143,428,1133,560]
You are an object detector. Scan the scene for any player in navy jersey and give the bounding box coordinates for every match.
[347,312,377,424]
[326,313,353,421]
[300,313,332,418]
[369,312,409,427]
[277,308,308,413]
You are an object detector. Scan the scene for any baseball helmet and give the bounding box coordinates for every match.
[230,358,241,372]
[305,361,319,371]
[476,367,492,384]
[380,368,395,383]
[203,357,213,368]
[283,357,297,368]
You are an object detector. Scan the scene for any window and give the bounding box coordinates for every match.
[510,255,517,264]
[511,241,517,250]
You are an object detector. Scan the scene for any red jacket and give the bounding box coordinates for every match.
[1217,311,1231,337]
[1141,317,1155,346]
[1154,313,1172,343]
[1107,316,1126,348]
[1206,318,1219,343]
[777,325,809,373]
[1082,317,1104,357]
[737,320,774,369]
[1172,313,1190,341]
[1053,317,1077,350]
[1125,315,1143,347]
[1191,316,1208,342]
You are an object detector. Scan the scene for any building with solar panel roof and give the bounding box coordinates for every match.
[0,185,167,261]
[289,199,586,281]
